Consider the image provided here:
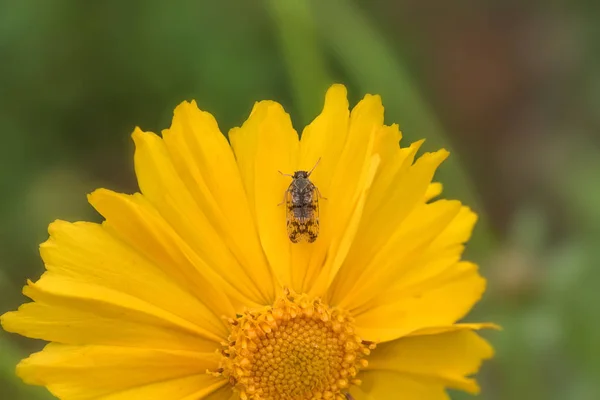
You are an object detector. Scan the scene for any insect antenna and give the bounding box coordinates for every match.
[307,157,322,176]
[278,170,294,177]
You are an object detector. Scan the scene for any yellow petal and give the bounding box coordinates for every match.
[203,385,238,400]
[308,154,380,297]
[361,123,406,214]
[353,261,486,342]
[329,149,449,306]
[161,102,274,301]
[372,123,403,173]
[2,269,220,350]
[101,376,226,400]
[332,197,459,310]
[291,84,350,293]
[17,343,225,400]
[366,329,494,394]
[360,138,426,230]
[329,174,484,342]
[16,273,224,342]
[357,200,463,297]
[307,93,383,295]
[430,205,478,251]
[408,322,501,337]
[1,293,215,351]
[25,220,227,341]
[132,128,271,304]
[350,370,450,400]
[299,84,350,190]
[229,101,300,287]
[425,182,443,201]
[371,204,478,300]
[89,189,252,312]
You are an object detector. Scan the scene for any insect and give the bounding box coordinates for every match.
[279,158,324,243]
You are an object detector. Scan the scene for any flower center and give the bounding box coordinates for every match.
[215,289,374,400]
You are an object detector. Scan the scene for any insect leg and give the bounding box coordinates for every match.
[277,192,287,206]
[315,186,327,200]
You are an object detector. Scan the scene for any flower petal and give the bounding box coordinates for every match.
[333,197,460,311]
[360,138,427,235]
[101,376,226,400]
[360,123,408,214]
[203,386,238,400]
[161,102,274,301]
[374,204,478,301]
[430,205,478,251]
[291,84,350,293]
[15,220,227,341]
[298,84,350,197]
[16,343,225,400]
[350,371,450,400]
[132,128,271,304]
[366,329,494,394]
[229,101,300,288]
[348,199,485,341]
[329,149,449,307]
[425,182,443,201]
[1,282,218,351]
[89,189,251,312]
[407,322,501,337]
[353,261,486,342]
[307,93,383,296]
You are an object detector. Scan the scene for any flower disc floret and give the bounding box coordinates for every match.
[217,289,374,400]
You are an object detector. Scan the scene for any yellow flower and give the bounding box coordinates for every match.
[2,84,496,400]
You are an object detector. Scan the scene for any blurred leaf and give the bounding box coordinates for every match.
[544,240,586,297]
[560,144,600,232]
[506,206,548,253]
[265,0,331,125]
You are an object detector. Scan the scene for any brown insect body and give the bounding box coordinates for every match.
[280,159,322,243]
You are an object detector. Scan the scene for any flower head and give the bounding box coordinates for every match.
[2,84,496,400]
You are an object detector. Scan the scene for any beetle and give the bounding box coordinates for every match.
[279,158,324,243]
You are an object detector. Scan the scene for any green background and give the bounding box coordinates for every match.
[1,1,599,399]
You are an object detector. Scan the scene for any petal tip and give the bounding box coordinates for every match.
[15,357,42,386]
[409,139,426,152]
[248,100,285,120]
[131,126,160,146]
[0,310,13,331]
[326,83,349,100]
[173,99,201,117]
[464,380,482,395]
[46,219,68,236]
[485,322,503,331]
[131,126,145,138]
[437,148,451,159]
[87,188,109,204]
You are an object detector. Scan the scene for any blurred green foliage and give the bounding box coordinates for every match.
[1,1,599,399]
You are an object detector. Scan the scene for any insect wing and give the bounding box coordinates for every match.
[304,189,319,243]
[284,187,301,243]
